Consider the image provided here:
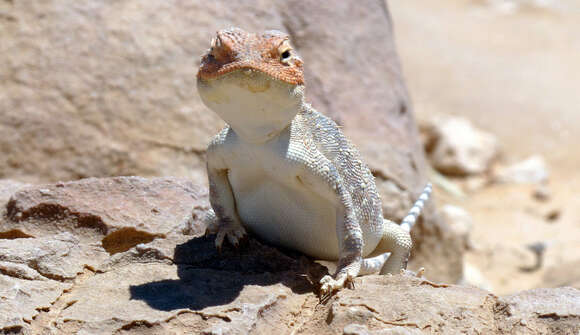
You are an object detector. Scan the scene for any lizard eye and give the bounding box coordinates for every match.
[281,50,291,60]
[278,39,293,64]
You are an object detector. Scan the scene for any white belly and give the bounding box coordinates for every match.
[229,172,340,260]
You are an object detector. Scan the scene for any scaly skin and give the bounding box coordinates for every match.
[196,27,431,298]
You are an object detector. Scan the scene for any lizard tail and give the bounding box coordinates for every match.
[400,183,432,232]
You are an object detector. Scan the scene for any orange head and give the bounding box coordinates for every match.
[197,27,304,85]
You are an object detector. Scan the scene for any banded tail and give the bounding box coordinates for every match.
[400,183,432,232]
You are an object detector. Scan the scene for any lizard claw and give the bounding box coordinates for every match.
[347,280,355,290]
[205,210,247,250]
[319,290,333,305]
[214,224,247,249]
[318,272,355,303]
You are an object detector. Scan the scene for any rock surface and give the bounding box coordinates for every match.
[0,0,460,283]
[497,287,580,334]
[494,155,549,184]
[1,177,578,334]
[0,0,425,190]
[421,115,499,176]
[439,205,473,250]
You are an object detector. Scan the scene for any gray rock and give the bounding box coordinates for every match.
[542,259,580,289]
[343,323,371,335]
[496,287,580,334]
[422,115,499,176]
[0,233,107,281]
[3,176,208,253]
[494,155,549,184]
[0,180,28,204]
[0,177,208,333]
[0,274,70,334]
[0,0,426,198]
[460,262,493,292]
[532,183,551,201]
[0,177,577,334]
[439,205,474,250]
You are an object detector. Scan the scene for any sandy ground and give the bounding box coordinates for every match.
[390,0,580,294]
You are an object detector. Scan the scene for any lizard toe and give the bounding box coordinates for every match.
[319,274,348,301]
[226,226,247,247]
[215,231,227,250]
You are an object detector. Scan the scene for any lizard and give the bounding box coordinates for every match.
[196,27,432,297]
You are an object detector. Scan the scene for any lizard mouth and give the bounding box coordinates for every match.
[197,67,305,95]
[197,61,304,86]
[208,68,274,93]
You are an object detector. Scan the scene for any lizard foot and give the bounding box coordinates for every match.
[215,224,247,250]
[205,217,247,250]
[319,272,355,303]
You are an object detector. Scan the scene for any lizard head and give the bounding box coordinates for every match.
[197,27,305,143]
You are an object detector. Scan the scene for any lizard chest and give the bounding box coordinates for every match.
[223,141,341,259]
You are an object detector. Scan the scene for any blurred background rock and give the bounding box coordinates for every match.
[391,0,580,294]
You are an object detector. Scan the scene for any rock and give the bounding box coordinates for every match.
[532,182,551,202]
[3,176,208,253]
[0,180,32,239]
[494,155,549,184]
[542,260,580,289]
[49,238,324,335]
[483,0,561,14]
[0,233,107,281]
[408,207,465,284]
[459,262,493,292]
[421,115,499,176]
[318,274,498,333]
[0,180,28,204]
[1,1,223,183]
[0,274,71,334]
[0,176,577,334]
[439,205,473,250]
[0,233,106,333]
[0,0,426,193]
[373,327,424,335]
[307,274,580,334]
[343,324,424,335]
[0,177,209,334]
[521,241,549,272]
[544,208,561,222]
[343,324,371,335]
[496,287,580,334]
[463,175,490,193]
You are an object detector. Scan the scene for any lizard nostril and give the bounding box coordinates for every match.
[214,35,223,48]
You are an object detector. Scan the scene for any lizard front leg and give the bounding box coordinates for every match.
[296,160,363,297]
[319,186,363,298]
[206,163,246,250]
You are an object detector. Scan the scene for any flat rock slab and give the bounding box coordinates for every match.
[0,232,107,281]
[0,274,70,334]
[4,176,208,254]
[497,287,580,334]
[1,176,578,334]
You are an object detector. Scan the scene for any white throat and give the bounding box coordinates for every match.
[198,70,305,143]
